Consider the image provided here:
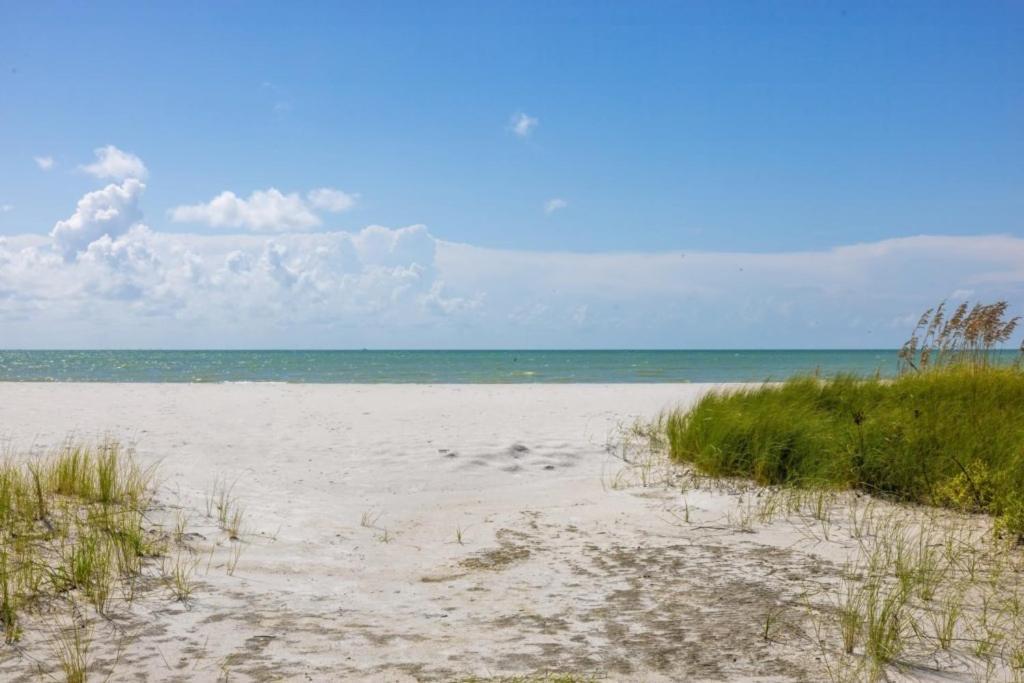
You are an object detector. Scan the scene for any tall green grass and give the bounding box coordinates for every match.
[0,439,163,648]
[666,365,1024,537]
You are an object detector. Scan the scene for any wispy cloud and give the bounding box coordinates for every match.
[80,145,148,181]
[544,198,568,214]
[34,156,55,171]
[509,111,538,138]
[435,235,1024,348]
[1,204,12,213]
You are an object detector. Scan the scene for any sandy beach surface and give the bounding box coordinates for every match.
[0,383,853,681]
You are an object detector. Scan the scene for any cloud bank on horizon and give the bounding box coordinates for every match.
[1,146,1022,349]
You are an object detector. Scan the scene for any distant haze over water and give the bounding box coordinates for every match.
[0,349,976,383]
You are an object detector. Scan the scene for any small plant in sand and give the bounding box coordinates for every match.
[225,504,245,541]
[163,551,199,603]
[226,540,244,576]
[206,476,245,538]
[52,613,92,683]
[604,416,683,491]
[172,509,189,545]
[761,604,786,643]
[927,587,964,650]
[727,495,757,533]
[360,509,382,528]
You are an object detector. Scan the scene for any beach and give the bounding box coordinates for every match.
[6,3,1020,680]
[0,382,1005,682]
[0,382,832,681]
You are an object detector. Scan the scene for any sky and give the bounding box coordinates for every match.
[0,1,1022,348]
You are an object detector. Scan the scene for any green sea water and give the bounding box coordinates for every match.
[0,349,928,383]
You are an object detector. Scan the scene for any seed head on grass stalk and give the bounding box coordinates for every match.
[899,300,1021,373]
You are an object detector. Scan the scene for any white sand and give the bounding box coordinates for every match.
[0,384,856,681]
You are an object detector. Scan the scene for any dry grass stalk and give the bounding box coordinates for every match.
[900,300,1022,372]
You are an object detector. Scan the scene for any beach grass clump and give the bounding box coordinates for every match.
[807,504,1024,682]
[52,614,92,683]
[667,365,1024,538]
[0,439,170,655]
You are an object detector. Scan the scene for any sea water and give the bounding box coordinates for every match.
[0,349,927,383]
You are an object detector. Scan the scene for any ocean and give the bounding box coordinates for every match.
[0,349,922,383]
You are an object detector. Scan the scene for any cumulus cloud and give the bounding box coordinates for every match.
[4,176,1024,347]
[171,188,320,232]
[34,156,55,171]
[2,222,1023,348]
[544,198,568,214]
[509,112,538,138]
[307,187,358,213]
[171,186,358,232]
[49,179,146,260]
[80,145,148,180]
[1,223,458,343]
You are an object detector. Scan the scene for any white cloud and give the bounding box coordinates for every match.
[352,224,435,267]
[0,223,460,346]
[509,112,538,138]
[172,186,359,232]
[544,198,568,214]
[435,234,1024,348]
[1,225,1022,348]
[4,177,1024,348]
[34,156,55,171]
[80,145,148,181]
[171,188,321,232]
[307,187,358,213]
[1,204,12,213]
[49,179,146,260]
[421,280,483,316]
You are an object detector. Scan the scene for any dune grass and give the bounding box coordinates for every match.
[0,438,203,681]
[0,439,164,637]
[659,300,1024,682]
[666,364,1024,540]
[610,415,1024,681]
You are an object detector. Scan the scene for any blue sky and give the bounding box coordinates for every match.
[0,2,1022,348]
